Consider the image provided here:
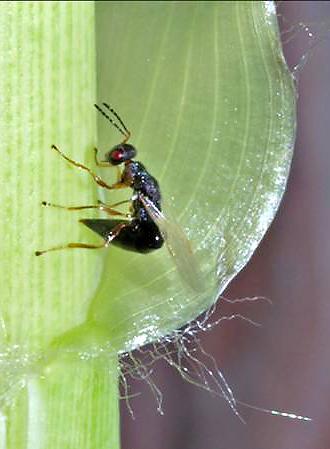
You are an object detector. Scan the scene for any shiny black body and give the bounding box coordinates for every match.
[34,104,165,258]
[79,104,165,254]
[82,217,163,253]
[123,160,162,220]
[83,156,164,253]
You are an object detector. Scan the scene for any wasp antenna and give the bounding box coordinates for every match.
[94,104,128,139]
[102,103,130,137]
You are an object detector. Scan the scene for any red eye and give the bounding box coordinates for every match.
[112,150,123,161]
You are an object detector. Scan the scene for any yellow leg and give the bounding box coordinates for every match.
[52,144,128,191]
[35,223,127,257]
[41,200,129,217]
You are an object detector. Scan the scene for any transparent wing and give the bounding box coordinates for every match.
[140,194,205,293]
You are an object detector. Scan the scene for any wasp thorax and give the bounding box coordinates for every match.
[106,143,137,165]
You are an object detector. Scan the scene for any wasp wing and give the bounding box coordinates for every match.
[140,194,205,293]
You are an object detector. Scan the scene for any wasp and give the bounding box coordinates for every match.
[36,103,204,291]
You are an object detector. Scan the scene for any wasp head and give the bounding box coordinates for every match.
[105,143,137,166]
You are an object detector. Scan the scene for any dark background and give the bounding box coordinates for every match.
[121,2,330,448]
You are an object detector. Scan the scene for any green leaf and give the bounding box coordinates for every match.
[0,2,295,448]
[91,1,295,352]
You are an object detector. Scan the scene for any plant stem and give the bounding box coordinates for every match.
[5,356,119,449]
[0,2,120,448]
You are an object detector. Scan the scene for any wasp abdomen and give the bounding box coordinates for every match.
[81,218,164,254]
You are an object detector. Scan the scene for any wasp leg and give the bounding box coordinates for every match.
[35,241,107,256]
[94,149,122,182]
[41,199,131,217]
[115,166,122,182]
[94,147,111,167]
[51,144,127,191]
[97,199,130,208]
[97,199,133,218]
[35,222,127,257]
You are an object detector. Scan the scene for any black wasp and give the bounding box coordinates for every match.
[36,103,204,291]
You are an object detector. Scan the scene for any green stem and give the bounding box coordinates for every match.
[5,356,119,449]
[0,2,120,448]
